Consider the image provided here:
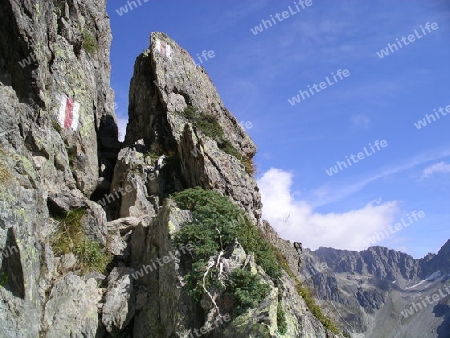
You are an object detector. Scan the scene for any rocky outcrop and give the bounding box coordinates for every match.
[112,32,261,224]
[130,202,340,338]
[0,0,117,337]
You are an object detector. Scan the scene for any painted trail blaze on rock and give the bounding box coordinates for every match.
[57,94,80,131]
[154,39,172,59]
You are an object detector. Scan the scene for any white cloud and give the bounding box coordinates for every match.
[117,118,128,142]
[422,162,450,178]
[258,168,400,251]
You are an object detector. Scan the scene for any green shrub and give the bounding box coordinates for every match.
[227,269,270,315]
[172,188,282,304]
[82,30,98,54]
[74,239,111,273]
[195,114,224,140]
[173,188,281,277]
[173,187,341,333]
[145,144,165,162]
[180,105,199,121]
[51,209,111,273]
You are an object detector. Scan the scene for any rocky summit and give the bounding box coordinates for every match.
[0,1,342,337]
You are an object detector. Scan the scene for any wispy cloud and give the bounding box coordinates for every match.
[208,0,272,32]
[351,114,371,128]
[313,147,450,207]
[422,161,450,178]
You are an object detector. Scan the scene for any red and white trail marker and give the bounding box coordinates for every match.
[154,39,172,59]
[57,94,80,131]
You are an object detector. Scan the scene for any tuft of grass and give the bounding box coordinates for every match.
[51,209,111,273]
[277,298,288,335]
[0,148,12,184]
[0,163,11,185]
[82,29,98,55]
[52,120,62,133]
[74,239,111,273]
[0,271,8,287]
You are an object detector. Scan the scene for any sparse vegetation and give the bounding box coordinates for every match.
[145,144,165,162]
[277,292,288,335]
[0,271,8,287]
[82,29,98,54]
[177,106,255,175]
[52,120,62,133]
[179,105,199,121]
[0,163,11,184]
[295,282,340,334]
[0,148,12,185]
[51,209,111,273]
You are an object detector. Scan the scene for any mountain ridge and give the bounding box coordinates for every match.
[300,239,450,337]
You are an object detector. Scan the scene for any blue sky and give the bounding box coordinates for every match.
[107,0,450,259]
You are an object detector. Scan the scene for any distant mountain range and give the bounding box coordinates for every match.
[300,240,450,337]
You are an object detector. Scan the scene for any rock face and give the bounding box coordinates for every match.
[0,1,343,337]
[115,32,261,224]
[301,241,450,338]
[0,0,117,337]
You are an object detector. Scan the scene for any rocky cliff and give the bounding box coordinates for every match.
[0,1,343,337]
[301,241,450,338]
